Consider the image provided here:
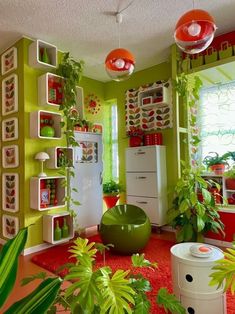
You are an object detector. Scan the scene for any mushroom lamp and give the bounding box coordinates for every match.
[105,48,135,81]
[35,152,50,177]
[174,9,216,54]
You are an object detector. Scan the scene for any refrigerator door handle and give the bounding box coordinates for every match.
[100,172,103,185]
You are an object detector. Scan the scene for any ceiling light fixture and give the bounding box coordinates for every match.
[174,7,216,54]
[105,11,135,81]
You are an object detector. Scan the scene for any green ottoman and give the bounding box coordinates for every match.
[99,204,151,254]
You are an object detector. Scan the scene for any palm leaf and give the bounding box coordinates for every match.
[0,228,28,308]
[157,288,186,314]
[97,268,135,314]
[4,277,62,314]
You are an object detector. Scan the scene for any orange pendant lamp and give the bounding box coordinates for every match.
[105,12,135,81]
[174,9,216,54]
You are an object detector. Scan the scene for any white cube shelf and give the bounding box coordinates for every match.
[138,85,170,109]
[28,39,57,69]
[30,176,66,210]
[43,212,74,244]
[38,73,63,107]
[30,110,62,139]
[46,147,74,169]
[76,86,84,120]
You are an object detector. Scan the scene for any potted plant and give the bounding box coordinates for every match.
[167,163,224,242]
[203,152,229,174]
[103,180,123,209]
[127,126,144,147]
[224,165,235,190]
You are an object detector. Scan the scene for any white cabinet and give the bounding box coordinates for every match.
[125,145,167,226]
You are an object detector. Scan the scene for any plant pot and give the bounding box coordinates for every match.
[210,164,225,175]
[129,136,142,147]
[225,178,235,190]
[103,195,120,209]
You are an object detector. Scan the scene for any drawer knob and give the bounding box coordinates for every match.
[136,201,148,204]
[136,176,147,179]
[135,151,146,155]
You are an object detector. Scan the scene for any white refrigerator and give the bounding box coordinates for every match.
[71,131,103,229]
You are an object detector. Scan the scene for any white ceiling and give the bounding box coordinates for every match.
[1,0,235,82]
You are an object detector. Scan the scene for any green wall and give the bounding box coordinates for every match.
[103,62,178,201]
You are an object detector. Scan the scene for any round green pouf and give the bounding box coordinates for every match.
[99,204,151,254]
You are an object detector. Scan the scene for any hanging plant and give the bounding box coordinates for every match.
[56,52,84,216]
[85,93,101,115]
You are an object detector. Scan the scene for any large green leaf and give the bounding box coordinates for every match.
[157,288,186,314]
[133,293,150,313]
[4,277,62,314]
[96,268,135,314]
[0,228,28,308]
[131,253,157,269]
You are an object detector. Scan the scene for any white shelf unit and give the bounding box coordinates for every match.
[30,110,62,139]
[38,73,63,107]
[30,176,66,210]
[138,85,170,109]
[46,147,74,169]
[76,86,84,119]
[43,212,74,244]
[125,145,168,226]
[28,39,57,69]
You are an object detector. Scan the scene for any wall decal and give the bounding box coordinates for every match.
[1,47,17,75]
[2,214,19,239]
[2,145,19,168]
[2,173,19,212]
[85,93,101,115]
[2,117,18,141]
[2,74,18,116]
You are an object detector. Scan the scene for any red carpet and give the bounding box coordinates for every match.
[32,235,235,314]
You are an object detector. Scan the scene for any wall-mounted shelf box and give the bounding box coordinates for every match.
[138,85,170,109]
[46,147,74,169]
[28,39,57,69]
[75,86,84,120]
[43,212,74,244]
[38,73,63,107]
[30,110,62,139]
[30,176,66,210]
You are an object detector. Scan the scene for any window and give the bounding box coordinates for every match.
[111,104,119,179]
[198,81,235,163]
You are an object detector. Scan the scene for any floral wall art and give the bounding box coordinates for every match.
[2,117,18,141]
[2,173,19,212]
[2,145,19,168]
[1,47,17,75]
[125,80,172,133]
[2,74,18,116]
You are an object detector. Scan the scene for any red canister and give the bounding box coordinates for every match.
[144,134,153,146]
[153,133,163,145]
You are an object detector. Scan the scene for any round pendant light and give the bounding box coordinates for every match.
[105,48,135,81]
[174,9,216,54]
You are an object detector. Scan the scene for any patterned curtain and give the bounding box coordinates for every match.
[198,81,235,164]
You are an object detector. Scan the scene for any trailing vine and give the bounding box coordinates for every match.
[175,72,203,165]
[56,52,84,216]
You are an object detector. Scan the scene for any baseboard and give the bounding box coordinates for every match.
[161,225,176,233]
[23,242,54,256]
[204,237,232,248]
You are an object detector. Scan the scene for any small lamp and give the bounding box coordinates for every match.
[35,152,50,177]
[174,9,216,54]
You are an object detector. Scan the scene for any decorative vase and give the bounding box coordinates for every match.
[54,220,61,241]
[129,136,142,147]
[103,195,120,209]
[62,217,69,238]
[41,48,50,64]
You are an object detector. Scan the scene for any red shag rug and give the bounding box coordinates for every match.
[32,235,235,314]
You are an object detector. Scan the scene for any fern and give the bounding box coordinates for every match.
[157,288,186,314]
